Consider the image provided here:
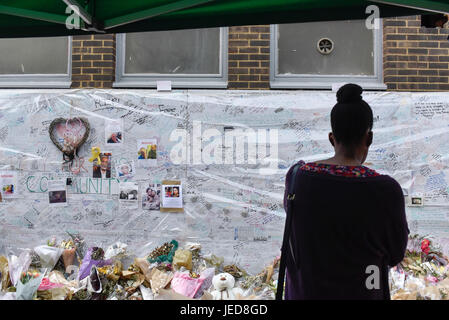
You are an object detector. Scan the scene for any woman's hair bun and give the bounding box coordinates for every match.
[336,83,363,103]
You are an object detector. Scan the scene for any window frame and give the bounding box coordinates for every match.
[114,27,228,88]
[270,22,386,90]
[0,36,72,88]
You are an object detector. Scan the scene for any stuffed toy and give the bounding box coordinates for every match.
[210,272,244,300]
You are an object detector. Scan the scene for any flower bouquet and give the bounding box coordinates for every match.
[16,270,46,300]
[401,234,448,280]
[78,247,113,280]
[147,240,178,264]
[391,234,449,300]
[59,239,77,272]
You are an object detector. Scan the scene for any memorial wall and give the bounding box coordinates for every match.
[0,89,448,274]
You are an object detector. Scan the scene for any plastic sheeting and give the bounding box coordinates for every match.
[0,89,449,273]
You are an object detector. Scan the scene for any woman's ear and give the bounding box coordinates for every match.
[329,132,335,147]
[366,131,373,147]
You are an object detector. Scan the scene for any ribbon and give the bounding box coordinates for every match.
[88,147,101,163]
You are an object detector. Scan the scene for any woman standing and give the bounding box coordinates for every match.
[282,84,409,300]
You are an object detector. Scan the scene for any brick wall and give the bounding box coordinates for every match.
[71,19,449,91]
[227,25,270,89]
[383,16,449,91]
[71,34,115,89]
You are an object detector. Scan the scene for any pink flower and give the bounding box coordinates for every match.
[38,277,63,291]
[427,276,438,283]
[421,239,431,254]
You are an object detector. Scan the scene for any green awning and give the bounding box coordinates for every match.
[0,0,446,38]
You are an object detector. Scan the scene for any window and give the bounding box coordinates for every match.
[114,27,227,88]
[0,36,71,88]
[270,20,385,89]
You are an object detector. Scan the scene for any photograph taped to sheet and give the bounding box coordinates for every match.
[93,152,112,179]
[119,181,139,209]
[0,171,18,199]
[105,119,123,145]
[409,195,424,207]
[142,183,161,210]
[161,180,183,212]
[137,139,157,166]
[48,180,68,207]
[115,161,134,179]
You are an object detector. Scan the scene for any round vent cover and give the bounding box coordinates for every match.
[317,38,334,55]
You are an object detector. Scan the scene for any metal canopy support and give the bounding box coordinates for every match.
[370,0,449,14]
[104,0,215,29]
[0,4,67,25]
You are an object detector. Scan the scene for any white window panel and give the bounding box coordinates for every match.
[0,36,71,88]
[114,27,227,88]
[270,21,386,90]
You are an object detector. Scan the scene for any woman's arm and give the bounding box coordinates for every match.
[384,178,410,267]
[283,160,305,212]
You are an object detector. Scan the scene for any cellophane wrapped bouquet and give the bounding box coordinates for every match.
[390,234,449,300]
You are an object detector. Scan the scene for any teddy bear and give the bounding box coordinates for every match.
[210,272,244,300]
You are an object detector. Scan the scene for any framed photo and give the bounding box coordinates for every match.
[160,180,183,212]
[410,196,424,207]
[137,139,157,166]
[105,119,123,145]
[119,182,139,209]
[142,183,161,210]
[48,180,68,207]
[0,171,18,199]
[115,161,134,179]
[93,152,112,179]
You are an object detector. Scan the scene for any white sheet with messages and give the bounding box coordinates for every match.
[0,89,449,273]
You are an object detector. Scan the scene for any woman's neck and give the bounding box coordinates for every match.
[315,154,365,167]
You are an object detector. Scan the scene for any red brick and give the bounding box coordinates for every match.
[103,41,114,47]
[384,20,406,27]
[239,61,259,67]
[229,40,249,47]
[93,75,114,81]
[228,81,249,89]
[73,35,93,40]
[230,26,249,33]
[92,47,115,54]
[83,41,102,47]
[102,54,115,61]
[72,75,92,81]
[429,77,448,83]
[239,47,259,54]
[249,54,269,60]
[92,61,114,68]
[82,68,101,74]
[429,62,448,69]
[229,68,249,75]
[73,61,92,68]
[239,75,260,81]
[238,34,259,40]
[249,40,270,47]
[82,54,102,61]
[249,82,270,89]
[229,54,249,61]
[249,26,269,33]
[250,68,269,75]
